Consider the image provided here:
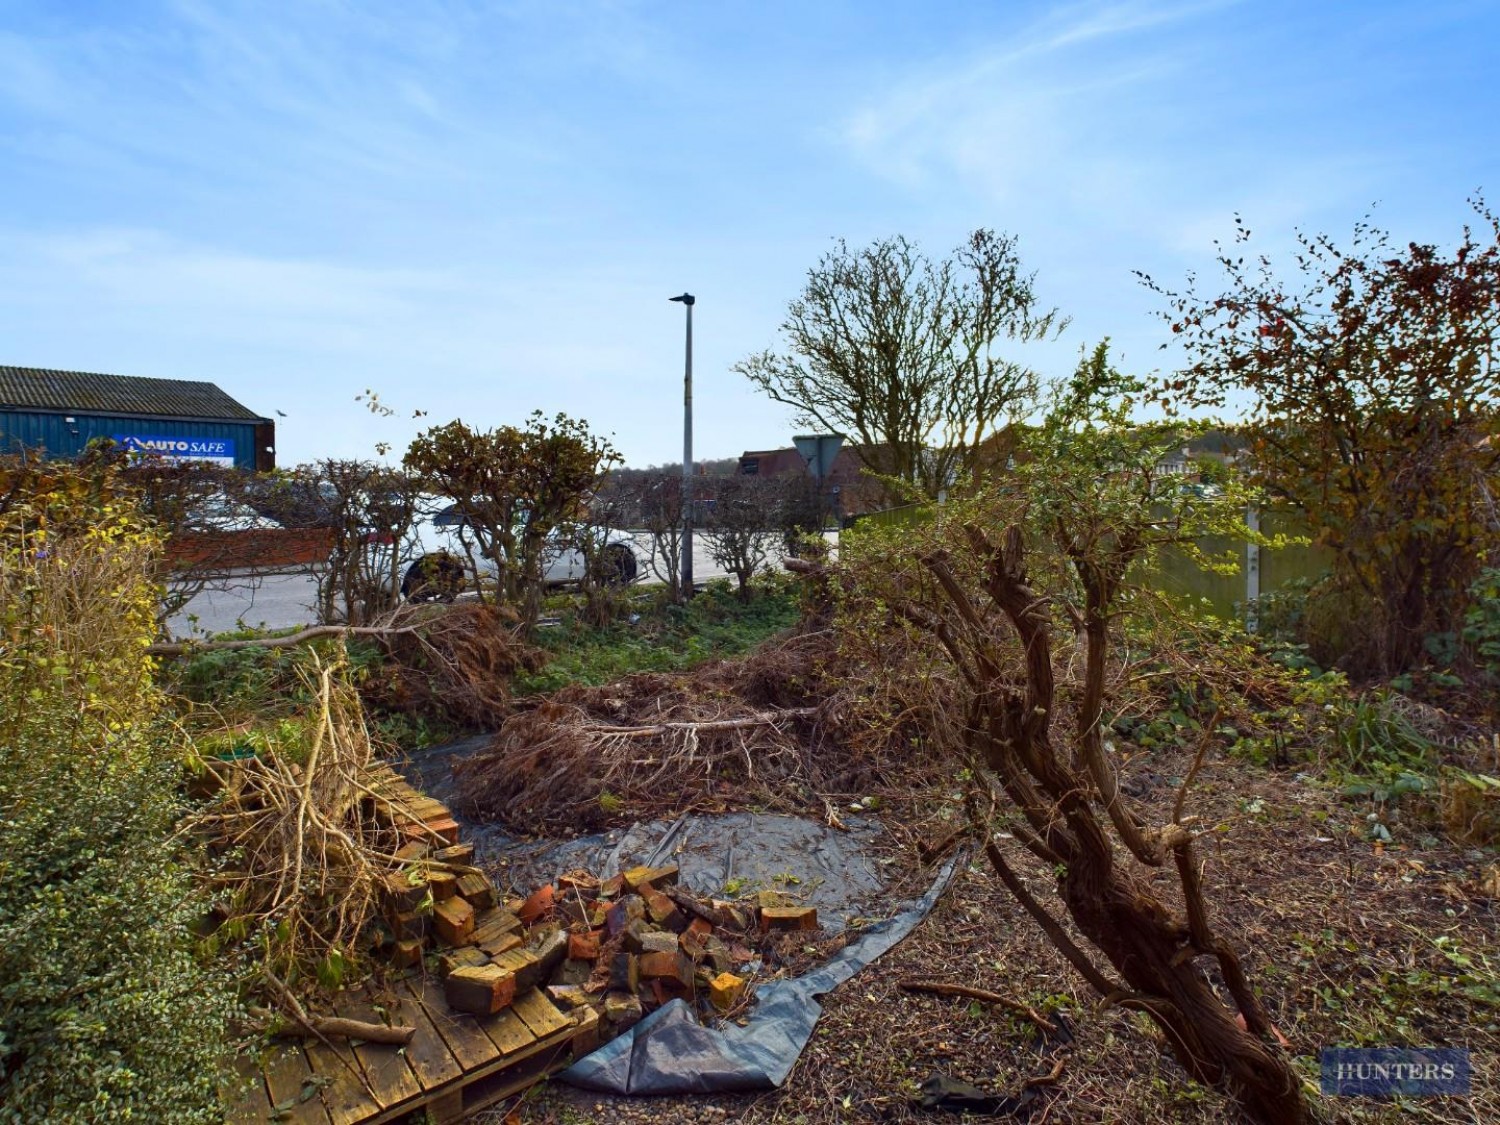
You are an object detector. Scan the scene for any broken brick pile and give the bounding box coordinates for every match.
[382,858,819,1045]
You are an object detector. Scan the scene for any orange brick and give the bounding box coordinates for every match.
[641,887,685,932]
[568,930,602,961]
[622,864,679,892]
[517,884,555,925]
[709,971,746,1011]
[639,950,693,989]
[758,905,817,932]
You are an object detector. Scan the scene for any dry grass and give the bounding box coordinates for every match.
[1441,748,1500,847]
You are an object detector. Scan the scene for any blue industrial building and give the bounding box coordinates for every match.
[0,365,275,471]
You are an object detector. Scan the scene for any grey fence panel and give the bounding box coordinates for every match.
[1258,509,1333,593]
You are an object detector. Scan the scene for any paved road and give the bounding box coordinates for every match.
[165,532,827,638]
[165,571,323,638]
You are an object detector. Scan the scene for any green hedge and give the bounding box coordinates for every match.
[0,469,237,1123]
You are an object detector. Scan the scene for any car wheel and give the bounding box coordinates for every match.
[601,543,638,587]
[402,555,464,602]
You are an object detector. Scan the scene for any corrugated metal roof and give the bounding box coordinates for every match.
[0,365,267,421]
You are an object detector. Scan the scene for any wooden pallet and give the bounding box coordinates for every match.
[224,763,595,1121]
[227,977,597,1124]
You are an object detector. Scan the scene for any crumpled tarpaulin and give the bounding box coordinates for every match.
[561,852,963,1094]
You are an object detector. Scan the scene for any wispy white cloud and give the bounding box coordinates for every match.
[833,0,1429,376]
[0,221,795,466]
[835,0,1389,254]
[1037,0,1237,51]
[842,2,1240,211]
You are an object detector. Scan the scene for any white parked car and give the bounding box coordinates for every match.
[183,495,283,532]
[398,500,638,600]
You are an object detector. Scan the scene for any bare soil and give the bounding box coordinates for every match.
[479,737,1499,1124]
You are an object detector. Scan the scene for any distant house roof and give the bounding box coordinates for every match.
[0,365,268,422]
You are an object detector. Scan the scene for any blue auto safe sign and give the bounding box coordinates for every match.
[113,435,236,464]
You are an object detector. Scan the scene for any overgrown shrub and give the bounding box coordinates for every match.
[0,465,236,1123]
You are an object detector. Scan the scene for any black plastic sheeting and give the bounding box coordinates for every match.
[561,852,963,1095]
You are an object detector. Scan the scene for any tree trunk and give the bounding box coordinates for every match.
[923,526,1310,1125]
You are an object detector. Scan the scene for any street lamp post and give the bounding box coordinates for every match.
[669,293,695,599]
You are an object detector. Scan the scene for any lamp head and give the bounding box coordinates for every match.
[669,293,695,306]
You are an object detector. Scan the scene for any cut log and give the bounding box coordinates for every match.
[383,871,428,912]
[425,870,459,902]
[438,945,489,977]
[431,842,476,866]
[456,871,495,911]
[445,964,517,1016]
[491,947,542,993]
[389,939,424,970]
[432,895,475,946]
[387,909,429,942]
[275,1017,416,1045]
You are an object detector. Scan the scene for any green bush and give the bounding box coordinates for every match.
[1462,566,1500,681]
[0,708,237,1123]
[167,631,315,723]
[0,466,237,1123]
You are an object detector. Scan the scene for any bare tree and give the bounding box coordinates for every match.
[700,475,778,600]
[256,461,421,627]
[563,475,639,627]
[633,471,687,603]
[736,230,1065,501]
[769,470,828,556]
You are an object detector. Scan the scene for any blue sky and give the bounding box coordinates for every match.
[0,0,1494,468]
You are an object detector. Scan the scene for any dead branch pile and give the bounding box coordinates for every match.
[452,627,954,832]
[359,601,544,729]
[190,653,395,995]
